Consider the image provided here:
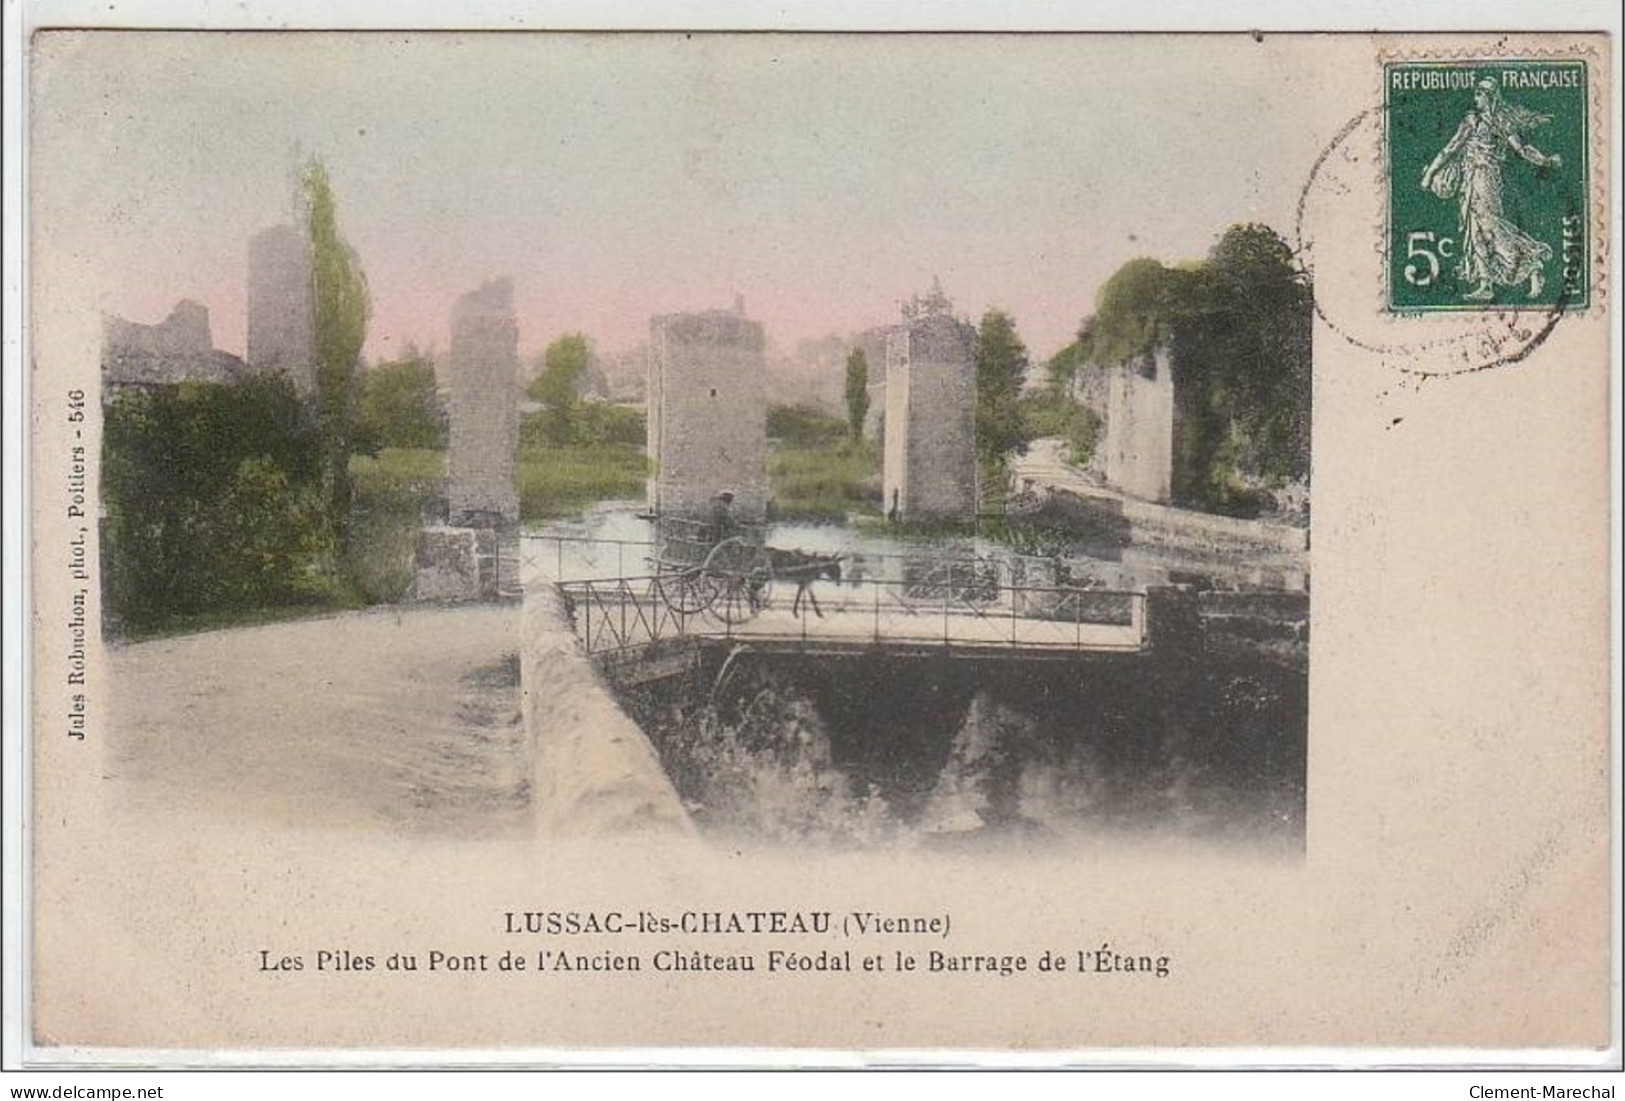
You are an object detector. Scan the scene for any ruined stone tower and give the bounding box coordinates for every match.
[446,278,520,526]
[882,308,978,522]
[1101,344,1176,503]
[245,224,316,396]
[101,300,250,396]
[646,305,769,520]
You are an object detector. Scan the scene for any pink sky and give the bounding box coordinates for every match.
[34,32,1330,365]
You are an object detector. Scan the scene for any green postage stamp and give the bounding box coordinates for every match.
[1386,59,1589,312]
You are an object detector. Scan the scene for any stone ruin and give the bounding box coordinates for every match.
[646,303,770,520]
[246,224,317,397]
[1100,344,1177,504]
[101,300,251,396]
[413,278,521,603]
[881,287,979,522]
[446,279,520,527]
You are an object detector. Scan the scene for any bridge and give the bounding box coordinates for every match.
[528,535,1152,664]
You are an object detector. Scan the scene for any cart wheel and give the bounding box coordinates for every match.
[706,547,774,625]
[700,536,750,574]
[711,568,773,624]
[655,562,716,614]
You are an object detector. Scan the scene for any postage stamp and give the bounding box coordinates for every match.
[1386,60,1590,312]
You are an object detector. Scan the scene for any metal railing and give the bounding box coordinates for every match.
[523,534,1126,590]
[555,576,697,654]
[555,572,1147,657]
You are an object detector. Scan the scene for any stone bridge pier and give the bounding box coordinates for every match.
[414,279,522,603]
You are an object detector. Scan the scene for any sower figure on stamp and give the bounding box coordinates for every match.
[1421,78,1563,301]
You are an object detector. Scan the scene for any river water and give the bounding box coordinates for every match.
[522,500,1307,594]
[620,649,1305,856]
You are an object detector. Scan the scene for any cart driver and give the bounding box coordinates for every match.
[709,489,738,543]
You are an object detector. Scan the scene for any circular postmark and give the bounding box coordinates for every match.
[1295,105,1576,381]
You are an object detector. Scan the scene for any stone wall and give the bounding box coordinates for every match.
[522,586,695,838]
[446,279,520,526]
[246,224,316,397]
[882,313,978,521]
[1102,345,1176,503]
[102,300,249,393]
[105,299,211,360]
[413,525,521,603]
[412,526,483,602]
[646,308,769,519]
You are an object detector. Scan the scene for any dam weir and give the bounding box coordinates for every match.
[576,589,1306,852]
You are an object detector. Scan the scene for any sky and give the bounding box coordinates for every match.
[32,32,1336,365]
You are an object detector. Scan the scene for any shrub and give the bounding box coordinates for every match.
[767,403,846,448]
[520,401,646,450]
[346,448,447,603]
[1019,391,1103,466]
[102,374,333,633]
[355,355,444,452]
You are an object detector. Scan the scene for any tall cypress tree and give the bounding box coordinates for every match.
[301,158,371,553]
[843,348,870,440]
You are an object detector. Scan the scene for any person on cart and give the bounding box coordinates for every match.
[708,489,738,544]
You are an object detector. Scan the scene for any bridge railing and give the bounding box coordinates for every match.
[523,534,1124,591]
[555,577,699,654]
[556,573,1147,656]
[777,575,1145,651]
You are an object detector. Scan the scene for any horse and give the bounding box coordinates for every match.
[763,547,843,618]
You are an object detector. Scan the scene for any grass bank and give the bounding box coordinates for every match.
[768,438,881,522]
[519,443,649,520]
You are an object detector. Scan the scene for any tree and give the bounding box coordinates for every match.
[1086,257,1185,366]
[843,348,870,440]
[527,333,591,446]
[1175,223,1312,497]
[902,276,954,322]
[1076,222,1311,513]
[974,309,1034,473]
[357,347,444,452]
[1044,332,1091,394]
[301,158,371,549]
[1204,224,1313,480]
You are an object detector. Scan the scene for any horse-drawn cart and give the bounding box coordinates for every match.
[646,517,842,623]
[647,517,774,624]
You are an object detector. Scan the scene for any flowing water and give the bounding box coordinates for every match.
[618,649,1305,855]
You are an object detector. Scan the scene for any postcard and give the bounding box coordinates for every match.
[15,25,1616,1063]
